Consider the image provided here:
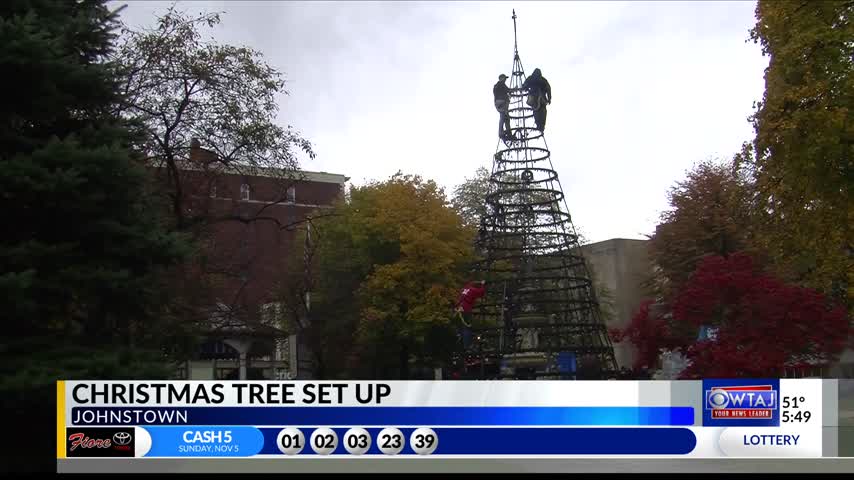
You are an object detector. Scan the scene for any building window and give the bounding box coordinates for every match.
[210,183,217,198]
[286,186,296,203]
[240,183,250,201]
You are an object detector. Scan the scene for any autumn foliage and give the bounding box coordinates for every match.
[279,173,475,378]
[613,253,850,377]
[648,159,756,300]
[610,301,672,371]
[745,0,853,307]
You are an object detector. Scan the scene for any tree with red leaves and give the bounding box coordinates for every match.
[610,301,673,372]
[612,253,850,378]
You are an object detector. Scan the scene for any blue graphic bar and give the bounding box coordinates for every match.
[145,427,263,457]
[70,406,694,426]
[258,427,697,455]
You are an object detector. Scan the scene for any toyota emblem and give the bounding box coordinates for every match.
[113,431,132,446]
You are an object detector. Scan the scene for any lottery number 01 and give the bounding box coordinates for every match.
[281,433,301,449]
[277,428,305,455]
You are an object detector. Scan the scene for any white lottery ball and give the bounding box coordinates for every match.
[410,427,438,455]
[343,428,372,455]
[277,428,305,455]
[310,428,338,455]
[377,427,405,455]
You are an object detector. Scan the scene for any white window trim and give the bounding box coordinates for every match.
[240,183,250,201]
[286,186,296,203]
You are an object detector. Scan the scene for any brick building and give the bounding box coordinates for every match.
[170,142,348,380]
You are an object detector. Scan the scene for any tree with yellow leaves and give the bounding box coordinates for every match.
[277,173,475,379]
[745,0,853,308]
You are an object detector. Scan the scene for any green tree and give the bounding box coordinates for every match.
[274,217,363,380]
[113,7,316,326]
[451,166,491,229]
[648,158,758,300]
[0,0,190,471]
[278,173,475,379]
[114,6,314,230]
[745,0,853,308]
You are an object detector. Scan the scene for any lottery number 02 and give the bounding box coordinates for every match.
[281,433,302,449]
[347,433,369,449]
[314,434,335,449]
[381,433,402,450]
[413,433,435,450]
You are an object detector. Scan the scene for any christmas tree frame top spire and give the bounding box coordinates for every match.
[512,9,519,57]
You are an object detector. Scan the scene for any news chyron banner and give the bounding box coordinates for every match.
[57,379,824,459]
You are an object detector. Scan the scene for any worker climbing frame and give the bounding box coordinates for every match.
[456,10,619,380]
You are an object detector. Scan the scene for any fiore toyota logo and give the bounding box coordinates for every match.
[113,431,132,446]
[66,428,135,457]
[68,432,111,451]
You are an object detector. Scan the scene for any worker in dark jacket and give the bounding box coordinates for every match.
[493,74,512,141]
[522,68,551,132]
[502,281,517,331]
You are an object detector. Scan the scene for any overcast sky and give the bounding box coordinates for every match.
[113,0,768,243]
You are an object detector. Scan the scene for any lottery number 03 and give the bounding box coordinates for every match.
[343,428,371,455]
[347,433,369,449]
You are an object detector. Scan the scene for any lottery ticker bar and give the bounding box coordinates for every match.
[56,379,854,471]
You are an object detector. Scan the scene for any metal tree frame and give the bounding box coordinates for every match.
[458,10,619,380]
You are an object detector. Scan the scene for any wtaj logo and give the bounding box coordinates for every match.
[66,428,135,457]
[706,385,777,418]
[702,379,780,427]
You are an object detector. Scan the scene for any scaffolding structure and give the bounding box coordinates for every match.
[456,10,619,380]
